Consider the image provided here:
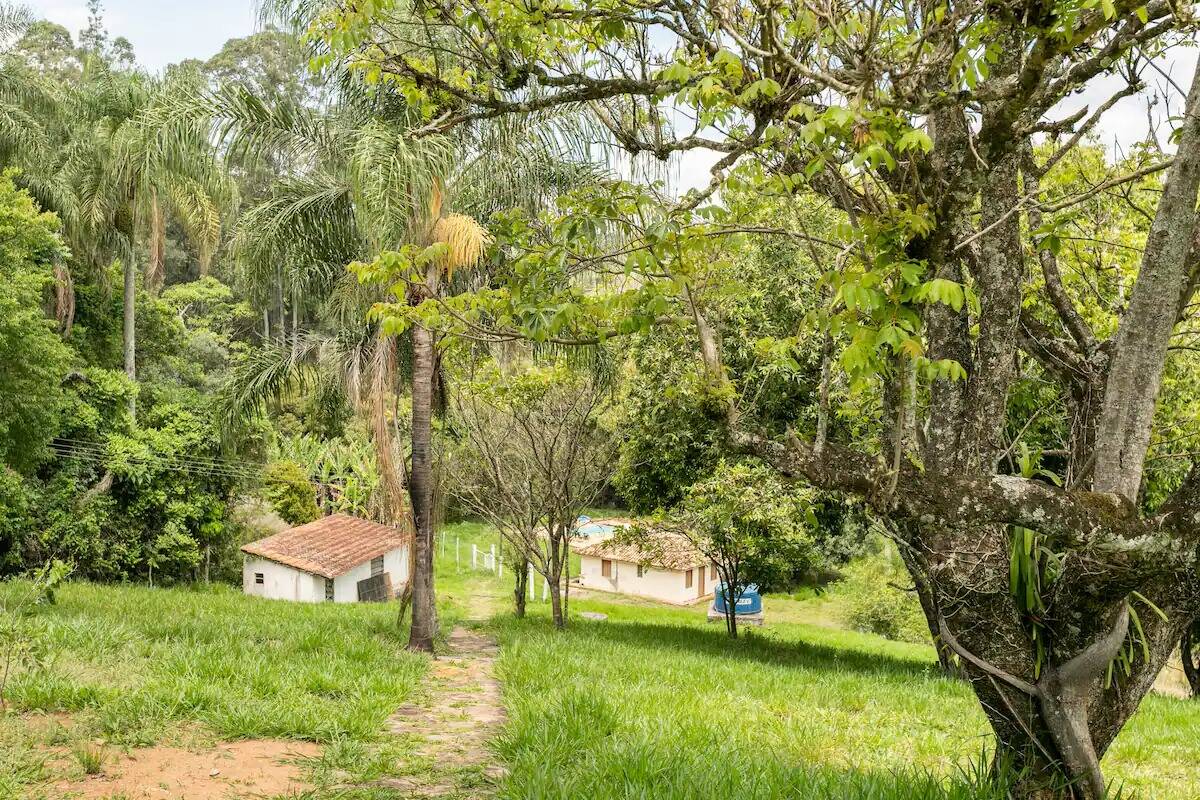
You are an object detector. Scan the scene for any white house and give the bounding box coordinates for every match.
[241,514,410,603]
[576,533,717,605]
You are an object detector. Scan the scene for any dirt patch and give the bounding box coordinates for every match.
[50,739,320,800]
[384,626,505,797]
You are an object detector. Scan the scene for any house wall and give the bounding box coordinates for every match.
[577,555,713,605]
[330,544,410,603]
[243,544,410,603]
[243,556,323,602]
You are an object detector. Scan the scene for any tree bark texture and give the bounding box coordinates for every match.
[739,56,1200,798]
[1093,64,1200,501]
[406,319,438,652]
[122,255,137,419]
[1183,624,1200,698]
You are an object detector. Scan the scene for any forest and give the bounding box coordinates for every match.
[1,0,1199,798]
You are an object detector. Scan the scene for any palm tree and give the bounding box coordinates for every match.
[162,62,603,649]
[63,68,232,416]
[1,51,232,417]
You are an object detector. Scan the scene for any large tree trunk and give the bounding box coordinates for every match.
[122,255,137,419]
[407,320,438,652]
[1092,62,1200,501]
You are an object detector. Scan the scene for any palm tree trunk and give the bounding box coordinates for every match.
[407,319,438,652]
[273,270,285,343]
[123,255,137,419]
[291,285,300,358]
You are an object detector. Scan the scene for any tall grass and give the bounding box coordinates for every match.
[491,594,1200,799]
[1,581,426,745]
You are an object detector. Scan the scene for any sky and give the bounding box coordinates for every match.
[23,1,1199,194]
[26,0,259,72]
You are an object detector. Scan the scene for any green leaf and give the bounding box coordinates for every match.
[896,129,933,154]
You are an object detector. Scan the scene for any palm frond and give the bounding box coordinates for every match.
[158,172,223,275]
[231,170,360,291]
[52,261,75,335]
[0,3,32,48]
[349,118,454,247]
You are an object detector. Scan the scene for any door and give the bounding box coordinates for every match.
[698,565,706,597]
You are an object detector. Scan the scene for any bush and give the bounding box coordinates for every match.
[838,555,929,644]
[262,460,320,525]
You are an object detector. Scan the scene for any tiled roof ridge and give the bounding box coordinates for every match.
[576,530,705,571]
[241,513,411,578]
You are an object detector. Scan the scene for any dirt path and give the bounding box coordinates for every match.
[380,621,506,798]
[48,738,319,800]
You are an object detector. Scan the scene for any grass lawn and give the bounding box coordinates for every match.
[0,521,505,798]
[2,519,1198,798]
[493,587,1200,799]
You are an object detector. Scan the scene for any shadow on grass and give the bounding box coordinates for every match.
[495,612,943,683]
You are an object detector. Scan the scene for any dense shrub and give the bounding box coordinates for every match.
[839,556,928,644]
[262,460,321,525]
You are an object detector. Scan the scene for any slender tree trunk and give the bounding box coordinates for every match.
[123,255,137,419]
[407,322,438,652]
[722,581,738,639]
[291,286,300,359]
[562,541,570,622]
[273,270,285,343]
[513,553,529,618]
[547,533,565,629]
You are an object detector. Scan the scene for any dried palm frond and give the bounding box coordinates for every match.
[431,213,491,277]
[146,188,165,294]
[53,262,75,336]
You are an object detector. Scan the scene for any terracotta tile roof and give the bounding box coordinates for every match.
[576,531,705,571]
[241,514,409,578]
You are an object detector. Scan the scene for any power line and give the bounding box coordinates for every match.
[46,441,355,492]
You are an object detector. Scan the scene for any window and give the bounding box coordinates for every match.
[324,578,335,602]
[254,573,264,585]
[685,569,693,588]
[637,564,646,578]
[601,559,612,578]
[371,556,384,577]
[712,562,720,580]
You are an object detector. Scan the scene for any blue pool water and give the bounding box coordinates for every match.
[574,516,616,539]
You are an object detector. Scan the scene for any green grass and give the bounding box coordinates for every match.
[69,741,105,775]
[490,587,1200,799]
[0,577,435,798]
[3,519,1198,799]
[3,581,426,745]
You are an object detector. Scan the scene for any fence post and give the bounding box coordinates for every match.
[542,577,549,601]
[472,544,477,570]
[528,565,535,599]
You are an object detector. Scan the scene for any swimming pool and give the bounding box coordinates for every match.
[573,516,617,539]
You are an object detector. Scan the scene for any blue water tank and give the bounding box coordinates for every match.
[712,583,763,615]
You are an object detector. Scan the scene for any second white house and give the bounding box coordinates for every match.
[575,533,717,605]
